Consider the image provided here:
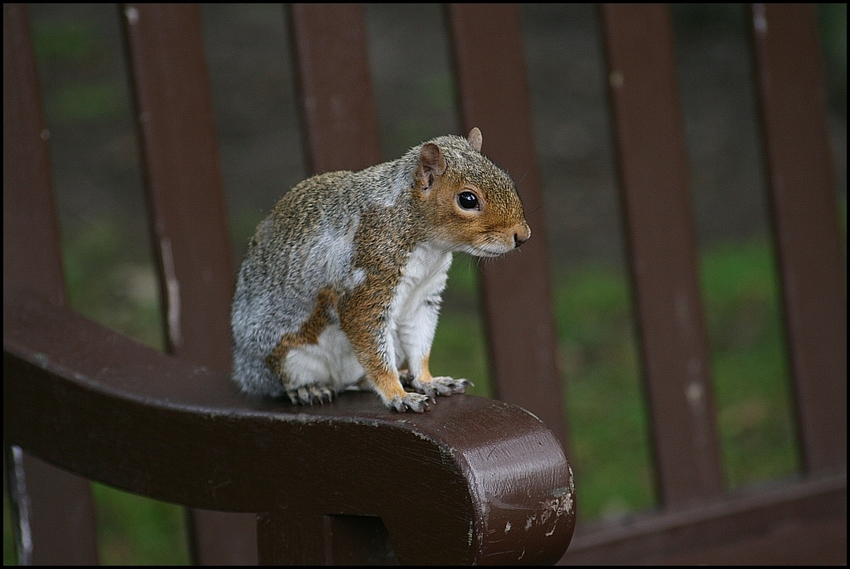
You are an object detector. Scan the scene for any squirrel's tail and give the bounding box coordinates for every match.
[231,348,288,398]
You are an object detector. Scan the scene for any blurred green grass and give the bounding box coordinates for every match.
[4,228,807,564]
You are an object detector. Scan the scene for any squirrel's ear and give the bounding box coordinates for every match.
[417,142,446,190]
[467,127,483,152]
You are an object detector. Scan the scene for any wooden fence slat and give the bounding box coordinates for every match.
[446,3,567,449]
[121,3,234,371]
[280,4,392,561]
[120,4,255,564]
[258,513,396,565]
[3,3,66,305]
[3,4,99,564]
[749,3,847,476]
[3,452,100,566]
[257,513,328,565]
[599,4,724,507]
[288,3,382,173]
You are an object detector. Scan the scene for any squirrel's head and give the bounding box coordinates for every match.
[414,128,531,257]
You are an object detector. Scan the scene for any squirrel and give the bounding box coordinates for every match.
[230,128,530,412]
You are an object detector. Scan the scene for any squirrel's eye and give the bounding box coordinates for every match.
[457,191,479,210]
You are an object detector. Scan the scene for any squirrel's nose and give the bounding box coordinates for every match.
[514,224,531,248]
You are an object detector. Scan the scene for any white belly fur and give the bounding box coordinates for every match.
[389,242,452,369]
[283,325,365,390]
[283,242,452,390]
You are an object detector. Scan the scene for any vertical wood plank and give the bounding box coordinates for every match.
[446,3,567,449]
[288,3,382,174]
[599,3,725,507]
[281,4,390,562]
[3,452,100,566]
[120,3,234,371]
[257,513,328,565]
[119,3,256,564]
[3,3,66,306]
[749,3,847,475]
[258,513,396,565]
[3,3,99,564]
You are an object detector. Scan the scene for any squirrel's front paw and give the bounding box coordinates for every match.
[389,392,431,413]
[411,376,473,398]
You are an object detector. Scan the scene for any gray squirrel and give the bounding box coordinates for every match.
[230,128,530,412]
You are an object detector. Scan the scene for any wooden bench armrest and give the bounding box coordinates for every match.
[4,292,574,564]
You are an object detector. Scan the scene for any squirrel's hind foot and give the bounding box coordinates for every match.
[286,385,335,406]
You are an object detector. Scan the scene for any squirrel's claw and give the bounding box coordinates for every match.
[287,385,335,406]
[286,389,303,406]
[411,376,472,397]
[390,393,431,413]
